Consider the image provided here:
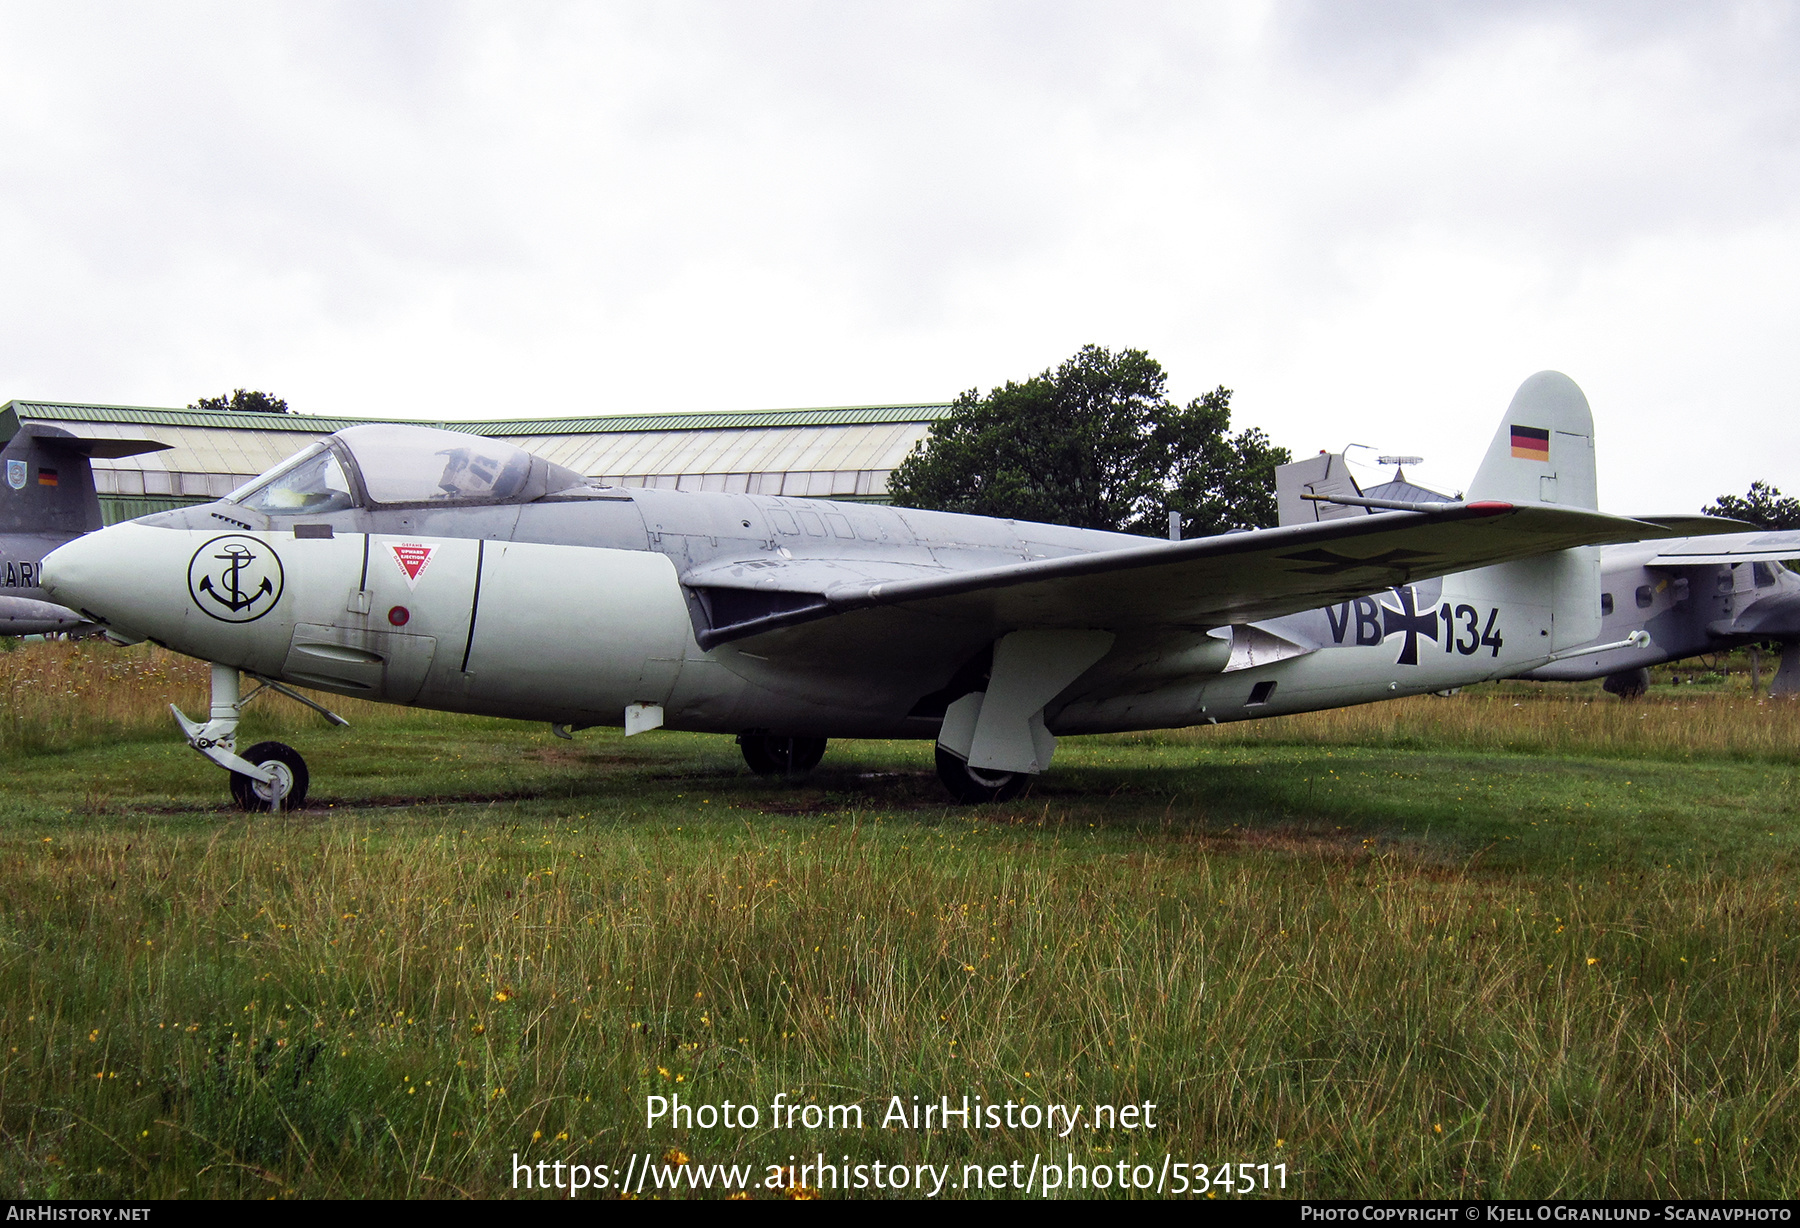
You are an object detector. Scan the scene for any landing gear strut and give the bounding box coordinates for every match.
[934,746,1027,804]
[172,663,342,812]
[737,734,827,777]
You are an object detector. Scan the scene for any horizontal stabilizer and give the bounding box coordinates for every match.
[1648,529,1800,566]
[45,436,172,459]
[1275,453,1367,526]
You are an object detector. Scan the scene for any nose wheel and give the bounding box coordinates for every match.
[173,664,340,813]
[738,734,827,777]
[229,742,310,812]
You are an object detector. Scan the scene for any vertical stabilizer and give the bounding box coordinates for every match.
[0,428,106,536]
[1453,372,1602,651]
[1467,371,1597,510]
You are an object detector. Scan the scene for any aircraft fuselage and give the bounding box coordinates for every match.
[47,484,1593,742]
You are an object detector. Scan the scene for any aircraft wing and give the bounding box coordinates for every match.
[685,502,1728,649]
[1646,530,1800,566]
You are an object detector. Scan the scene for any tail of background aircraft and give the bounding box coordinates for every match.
[0,422,170,636]
[1451,370,1602,652]
[0,426,110,536]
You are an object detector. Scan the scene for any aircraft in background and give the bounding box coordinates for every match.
[1278,448,1800,696]
[1515,532,1800,695]
[40,371,1735,810]
[0,421,169,635]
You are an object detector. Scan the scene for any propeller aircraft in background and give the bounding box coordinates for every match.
[40,371,1737,808]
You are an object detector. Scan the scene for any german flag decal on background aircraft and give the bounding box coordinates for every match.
[1510,425,1550,461]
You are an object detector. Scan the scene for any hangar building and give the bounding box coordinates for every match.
[0,399,950,525]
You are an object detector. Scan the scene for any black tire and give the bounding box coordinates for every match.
[229,741,309,812]
[738,734,828,778]
[935,746,1028,804]
[1602,667,1650,700]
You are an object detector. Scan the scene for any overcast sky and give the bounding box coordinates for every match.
[2,2,1796,510]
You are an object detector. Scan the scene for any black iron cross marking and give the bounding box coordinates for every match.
[1277,547,1434,576]
[1379,586,1438,665]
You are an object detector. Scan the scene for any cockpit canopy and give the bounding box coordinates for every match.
[228,425,584,514]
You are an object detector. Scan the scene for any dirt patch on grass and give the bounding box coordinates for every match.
[1164,820,1458,867]
[520,747,646,767]
[728,770,950,815]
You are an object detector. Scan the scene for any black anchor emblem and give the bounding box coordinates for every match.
[198,543,273,614]
[188,535,283,623]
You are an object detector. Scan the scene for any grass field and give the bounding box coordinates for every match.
[0,640,1796,1200]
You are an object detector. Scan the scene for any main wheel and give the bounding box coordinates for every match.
[1602,667,1650,699]
[738,734,827,777]
[934,746,1028,804]
[229,741,310,812]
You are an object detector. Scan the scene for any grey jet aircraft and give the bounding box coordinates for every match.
[0,416,169,635]
[38,371,1737,809]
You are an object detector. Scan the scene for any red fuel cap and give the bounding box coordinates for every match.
[388,606,410,626]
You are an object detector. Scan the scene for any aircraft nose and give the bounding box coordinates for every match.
[42,527,130,619]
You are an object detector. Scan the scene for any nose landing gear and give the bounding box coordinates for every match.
[172,663,343,812]
[228,742,311,812]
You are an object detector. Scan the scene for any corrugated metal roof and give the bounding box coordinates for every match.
[510,421,933,478]
[469,404,952,433]
[4,399,952,436]
[3,398,949,498]
[6,401,374,433]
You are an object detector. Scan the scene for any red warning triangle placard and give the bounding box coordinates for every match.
[390,542,435,591]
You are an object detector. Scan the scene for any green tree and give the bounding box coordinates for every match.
[1703,481,1800,531]
[189,389,289,415]
[886,345,1288,536]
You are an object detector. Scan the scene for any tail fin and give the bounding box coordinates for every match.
[1453,372,1602,651]
[0,428,106,535]
[1467,370,1597,509]
[0,425,170,536]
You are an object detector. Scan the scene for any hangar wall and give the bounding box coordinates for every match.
[0,400,949,525]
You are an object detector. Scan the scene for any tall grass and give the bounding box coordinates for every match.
[0,641,1796,1198]
[0,641,432,756]
[1130,690,1800,762]
[2,640,1794,762]
[2,813,1795,1199]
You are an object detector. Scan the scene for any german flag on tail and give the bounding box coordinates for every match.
[36,468,58,487]
[1509,425,1550,462]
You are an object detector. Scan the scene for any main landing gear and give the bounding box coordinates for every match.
[172,663,345,812]
[737,734,827,778]
[934,746,1027,804]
